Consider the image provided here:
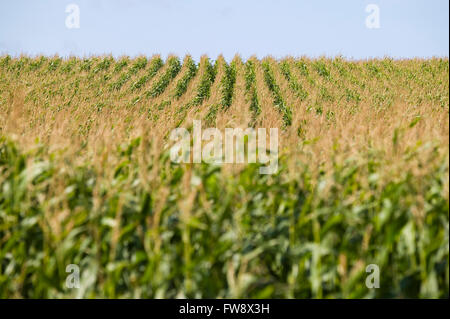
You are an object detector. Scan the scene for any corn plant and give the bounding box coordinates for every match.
[262,60,292,126]
[145,57,181,98]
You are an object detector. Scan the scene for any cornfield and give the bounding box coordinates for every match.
[0,54,448,298]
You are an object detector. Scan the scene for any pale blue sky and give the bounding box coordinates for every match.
[0,0,448,61]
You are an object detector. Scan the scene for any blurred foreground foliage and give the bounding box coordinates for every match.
[0,136,448,298]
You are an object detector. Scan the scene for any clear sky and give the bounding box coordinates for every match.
[0,0,448,61]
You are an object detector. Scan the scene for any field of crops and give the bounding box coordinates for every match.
[0,55,448,298]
